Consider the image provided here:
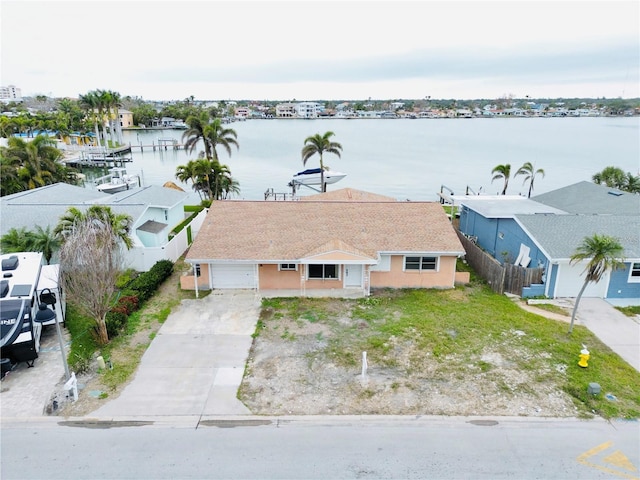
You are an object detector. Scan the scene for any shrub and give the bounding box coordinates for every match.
[105,310,128,338]
[113,295,139,315]
[127,260,174,303]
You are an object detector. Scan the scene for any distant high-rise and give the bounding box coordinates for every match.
[0,85,22,102]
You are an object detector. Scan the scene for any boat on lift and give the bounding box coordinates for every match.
[95,167,140,194]
[292,168,347,186]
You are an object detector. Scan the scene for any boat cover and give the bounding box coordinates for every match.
[295,168,323,176]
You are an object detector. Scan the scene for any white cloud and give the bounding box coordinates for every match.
[1,0,638,99]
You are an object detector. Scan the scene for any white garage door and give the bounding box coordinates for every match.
[211,264,257,289]
[554,263,608,298]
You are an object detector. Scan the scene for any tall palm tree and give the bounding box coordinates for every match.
[301,131,343,192]
[108,90,123,145]
[203,118,239,161]
[491,164,511,195]
[515,162,545,198]
[79,91,102,147]
[567,234,624,334]
[182,111,212,159]
[55,205,133,250]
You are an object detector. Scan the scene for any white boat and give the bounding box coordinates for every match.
[292,168,347,186]
[95,167,140,194]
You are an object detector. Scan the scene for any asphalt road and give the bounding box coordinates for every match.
[2,416,638,479]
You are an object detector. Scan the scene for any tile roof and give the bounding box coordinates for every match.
[186,200,464,262]
[299,188,397,202]
[516,214,640,259]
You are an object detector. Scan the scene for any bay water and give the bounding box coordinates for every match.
[108,117,639,202]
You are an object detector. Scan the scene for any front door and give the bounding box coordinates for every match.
[344,264,363,287]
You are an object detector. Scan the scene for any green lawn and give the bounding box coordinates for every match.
[261,282,640,419]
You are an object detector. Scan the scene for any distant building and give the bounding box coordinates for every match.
[276,103,296,118]
[119,109,134,127]
[0,85,22,103]
[296,102,321,118]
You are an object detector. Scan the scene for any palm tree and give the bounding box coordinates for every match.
[0,135,70,195]
[567,234,624,334]
[622,172,640,193]
[0,227,30,253]
[515,162,545,198]
[108,90,123,145]
[592,166,626,189]
[203,118,239,161]
[79,91,102,147]
[27,225,60,264]
[301,131,343,192]
[55,205,133,250]
[491,164,511,195]
[182,111,212,159]
[175,160,203,199]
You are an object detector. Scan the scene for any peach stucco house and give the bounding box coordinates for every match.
[182,189,466,297]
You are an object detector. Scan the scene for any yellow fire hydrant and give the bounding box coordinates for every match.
[578,347,590,368]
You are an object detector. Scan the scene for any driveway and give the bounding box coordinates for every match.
[574,298,640,372]
[90,290,261,418]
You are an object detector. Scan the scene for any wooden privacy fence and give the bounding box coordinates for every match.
[456,231,543,295]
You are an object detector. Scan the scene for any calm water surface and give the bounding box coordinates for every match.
[110,117,639,201]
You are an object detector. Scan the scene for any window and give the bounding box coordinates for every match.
[308,264,338,279]
[195,265,201,277]
[629,263,640,282]
[404,256,437,271]
[279,264,297,271]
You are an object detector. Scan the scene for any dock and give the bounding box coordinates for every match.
[129,138,187,152]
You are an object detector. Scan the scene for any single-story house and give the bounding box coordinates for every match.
[455,182,640,302]
[182,188,467,296]
[0,183,205,271]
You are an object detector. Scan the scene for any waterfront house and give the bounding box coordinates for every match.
[118,109,134,128]
[181,189,467,296]
[275,103,296,118]
[455,182,640,303]
[0,183,206,272]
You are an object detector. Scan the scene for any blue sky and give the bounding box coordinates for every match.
[2,0,638,101]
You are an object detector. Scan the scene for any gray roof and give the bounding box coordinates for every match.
[532,181,640,215]
[0,183,186,238]
[516,214,640,260]
[137,220,168,234]
[453,195,566,218]
[106,185,189,209]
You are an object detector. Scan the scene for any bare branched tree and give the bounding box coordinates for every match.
[59,216,125,344]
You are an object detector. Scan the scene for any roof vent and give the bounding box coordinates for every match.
[608,191,623,197]
[0,280,8,298]
[1,256,19,271]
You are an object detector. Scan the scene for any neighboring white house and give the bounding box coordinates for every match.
[0,183,207,272]
[296,102,321,118]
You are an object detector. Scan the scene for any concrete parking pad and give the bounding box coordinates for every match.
[91,290,261,418]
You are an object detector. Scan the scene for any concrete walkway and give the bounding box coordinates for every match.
[90,290,261,418]
[573,297,640,372]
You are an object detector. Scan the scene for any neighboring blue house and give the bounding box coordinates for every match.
[455,182,640,304]
[0,183,205,271]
